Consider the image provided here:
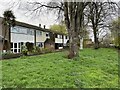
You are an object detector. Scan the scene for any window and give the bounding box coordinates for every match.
[21,42,23,46]
[18,49,21,52]
[58,35,62,39]
[36,30,42,36]
[59,43,63,47]
[17,42,22,53]
[11,26,28,34]
[27,29,33,35]
[11,42,23,53]
[40,31,42,35]
[20,27,27,34]
[18,43,21,48]
[11,27,19,33]
[38,42,43,47]
[36,30,39,35]
[46,33,49,37]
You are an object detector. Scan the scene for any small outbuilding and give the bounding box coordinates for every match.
[44,39,55,50]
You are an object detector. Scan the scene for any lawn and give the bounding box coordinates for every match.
[1,48,118,88]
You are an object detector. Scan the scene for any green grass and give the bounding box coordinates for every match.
[1,48,118,88]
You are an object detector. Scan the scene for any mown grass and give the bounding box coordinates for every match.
[1,48,118,88]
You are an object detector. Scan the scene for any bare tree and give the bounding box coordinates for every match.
[62,1,89,58]
[87,1,118,49]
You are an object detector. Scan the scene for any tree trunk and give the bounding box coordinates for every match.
[8,24,11,51]
[80,37,83,50]
[34,30,36,47]
[93,29,99,49]
[68,31,79,59]
[2,25,7,53]
[64,2,86,59]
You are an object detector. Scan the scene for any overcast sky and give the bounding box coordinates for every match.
[0,0,59,28]
[0,0,119,29]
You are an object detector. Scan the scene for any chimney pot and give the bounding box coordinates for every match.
[44,25,45,29]
[39,24,41,27]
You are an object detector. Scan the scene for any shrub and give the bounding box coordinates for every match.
[32,46,43,54]
[2,51,13,56]
[21,45,55,56]
[21,45,28,55]
[26,42,34,52]
[43,48,54,53]
[1,51,21,59]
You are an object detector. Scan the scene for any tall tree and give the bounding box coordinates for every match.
[87,1,117,49]
[64,1,89,58]
[2,10,16,52]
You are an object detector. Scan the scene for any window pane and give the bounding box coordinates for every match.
[46,33,49,37]
[18,43,21,48]
[14,49,17,52]
[38,42,43,47]
[11,27,19,33]
[21,42,23,46]
[14,43,17,48]
[36,30,41,36]
[40,31,42,35]
[18,49,20,52]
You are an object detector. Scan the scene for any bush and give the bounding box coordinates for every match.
[32,46,43,54]
[43,48,54,53]
[2,51,13,56]
[26,42,34,52]
[21,45,55,56]
[2,52,21,59]
[21,45,28,55]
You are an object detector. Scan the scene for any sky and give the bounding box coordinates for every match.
[0,0,59,28]
[0,0,120,37]
[0,0,120,29]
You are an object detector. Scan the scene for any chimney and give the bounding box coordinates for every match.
[39,24,41,27]
[44,25,46,29]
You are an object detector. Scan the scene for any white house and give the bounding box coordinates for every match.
[0,17,69,53]
[11,26,35,53]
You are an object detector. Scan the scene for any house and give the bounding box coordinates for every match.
[51,31,69,49]
[0,17,69,53]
